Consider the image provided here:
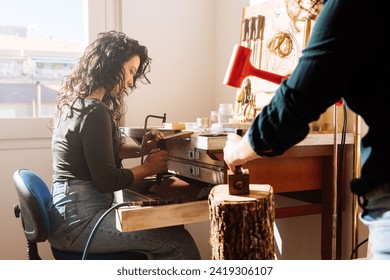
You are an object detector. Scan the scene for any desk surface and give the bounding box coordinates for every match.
[116,184,273,233]
[116,177,211,232]
[190,131,354,150]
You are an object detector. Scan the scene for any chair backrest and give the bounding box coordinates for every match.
[13,168,148,260]
[13,169,51,243]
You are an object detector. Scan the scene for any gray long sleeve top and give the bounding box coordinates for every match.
[52,98,134,193]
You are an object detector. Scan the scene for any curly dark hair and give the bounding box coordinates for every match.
[54,30,151,123]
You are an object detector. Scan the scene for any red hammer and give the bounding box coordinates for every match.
[223,44,343,106]
[223,44,286,87]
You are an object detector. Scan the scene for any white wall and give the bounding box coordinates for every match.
[214,0,249,105]
[0,118,53,259]
[121,0,248,127]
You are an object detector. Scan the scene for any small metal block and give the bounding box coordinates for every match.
[228,169,250,195]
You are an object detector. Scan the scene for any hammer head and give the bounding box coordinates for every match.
[223,44,286,88]
[223,44,252,88]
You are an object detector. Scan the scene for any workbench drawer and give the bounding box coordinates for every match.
[167,158,225,185]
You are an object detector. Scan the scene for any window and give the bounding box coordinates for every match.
[0,0,86,118]
[0,0,120,145]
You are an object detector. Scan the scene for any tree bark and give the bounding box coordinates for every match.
[208,184,275,260]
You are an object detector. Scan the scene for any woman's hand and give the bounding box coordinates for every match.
[140,129,166,154]
[142,149,169,175]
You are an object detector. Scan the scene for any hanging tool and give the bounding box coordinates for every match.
[243,78,252,104]
[240,18,249,47]
[249,16,257,62]
[247,16,255,49]
[228,129,250,195]
[254,15,265,68]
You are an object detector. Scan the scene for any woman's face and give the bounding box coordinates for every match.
[123,55,140,88]
[112,55,140,97]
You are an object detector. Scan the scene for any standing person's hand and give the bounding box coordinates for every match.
[223,132,260,172]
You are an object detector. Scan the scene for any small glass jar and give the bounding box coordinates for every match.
[210,111,218,125]
[218,104,234,123]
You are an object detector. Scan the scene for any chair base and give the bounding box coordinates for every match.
[51,247,148,260]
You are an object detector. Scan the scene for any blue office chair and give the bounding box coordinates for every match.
[13,168,147,260]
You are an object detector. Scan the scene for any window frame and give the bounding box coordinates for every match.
[0,0,122,147]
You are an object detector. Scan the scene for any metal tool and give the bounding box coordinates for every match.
[143,113,167,132]
[254,15,265,68]
[128,199,180,207]
[228,129,250,195]
[240,18,249,47]
[155,131,194,185]
[249,16,257,56]
[155,139,167,185]
[247,16,254,48]
[141,113,167,164]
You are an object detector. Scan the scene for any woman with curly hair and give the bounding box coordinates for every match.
[48,31,201,260]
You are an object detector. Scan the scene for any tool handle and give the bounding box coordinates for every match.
[155,139,166,184]
[129,199,180,207]
[234,129,244,174]
[250,65,286,85]
[255,15,265,40]
[247,17,253,43]
[241,18,249,43]
[250,16,257,41]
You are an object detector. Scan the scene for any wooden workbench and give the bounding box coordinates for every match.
[116,132,355,260]
[116,200,209,232]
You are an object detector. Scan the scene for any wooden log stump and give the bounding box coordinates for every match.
[208,184,275,260]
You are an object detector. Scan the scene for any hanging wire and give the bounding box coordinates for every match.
[82,202,129,260]
[285,0,323,32]
[350,238,368,260]
[297,0,323,19]
[267,31,294,58]
[285,0,323,22]
[81,199,178,259]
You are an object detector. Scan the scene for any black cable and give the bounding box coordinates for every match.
[82,202,128,260]
[336,103,369,259]
[350,238,368,259]
[336,103,347,258]
[81,199,179,260]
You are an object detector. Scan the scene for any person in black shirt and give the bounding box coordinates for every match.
[48,31,200,260]
[224,0,388,259]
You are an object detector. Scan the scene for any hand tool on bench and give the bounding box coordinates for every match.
[227,129,250,195]
[155,131,193,185]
